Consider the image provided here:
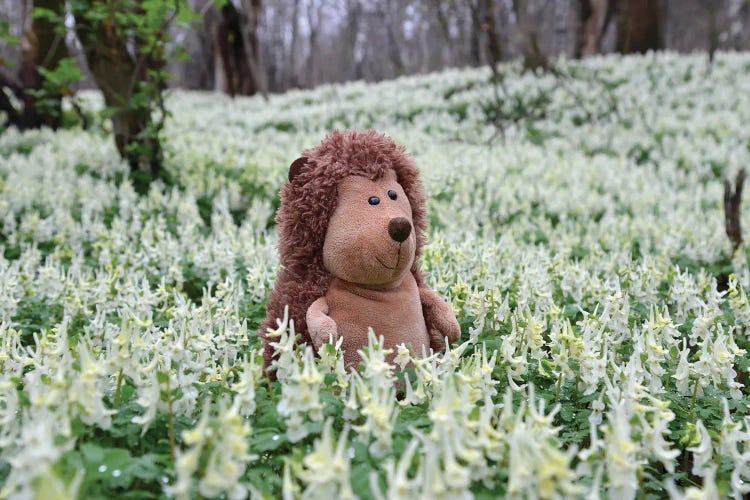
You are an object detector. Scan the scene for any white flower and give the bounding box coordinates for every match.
[673,339,691,394]
[687,420,713,476]
[370,440,420,500]
[665,464,720,500]
[277,347,324,442]
[131,369,161,434]
[603,399,639,500]
[358,328,396,386]
[1,408,73,500]
[392,343,411,371]
[290,419,356,499]
[230,352,262,417]
[168,399,256,500]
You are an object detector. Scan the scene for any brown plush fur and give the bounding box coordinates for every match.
[261,129,458,373]
[310,171,427,368]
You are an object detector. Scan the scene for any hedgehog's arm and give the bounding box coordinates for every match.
[419,286,461,351]
[307,296,338,349]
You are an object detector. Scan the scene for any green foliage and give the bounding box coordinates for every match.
[67,0,197,183]
[29,58,85,126]
[56,444,166,497]
[0,21,20,60]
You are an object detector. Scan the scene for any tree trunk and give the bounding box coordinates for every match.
[728,0,747,51]
[513,0,549,71]
[384,20,405,75]
[213,2,265,97]
[577,0,611,57]
[375,0,405,76]
[468,0,483,65]
[344,0,361,81]
[288,0,301,88]
[75,4,159,174]
[616,0,664,53]
[551,0,571,55]
[432,0,452,44]
[213,5,240,95]
[725,169,746,252]
[306,0,319,87]
[701,0,719,65]
[238,0,266,97]
[481,0,503,72]
[2,0,69,130]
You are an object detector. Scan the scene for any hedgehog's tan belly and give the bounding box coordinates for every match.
[325,275,429,370]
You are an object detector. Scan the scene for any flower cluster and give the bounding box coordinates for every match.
[1,52,750,498]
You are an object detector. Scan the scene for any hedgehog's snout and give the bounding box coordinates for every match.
[388,217,412,243]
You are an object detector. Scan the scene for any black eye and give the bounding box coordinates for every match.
[388,190,397,200]
[368,196,380,205]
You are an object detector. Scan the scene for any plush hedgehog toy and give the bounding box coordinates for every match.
[261,129,460,374]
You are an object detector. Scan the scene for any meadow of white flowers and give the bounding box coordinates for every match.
[1,52,750,499]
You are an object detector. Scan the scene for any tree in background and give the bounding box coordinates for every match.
[70,0,192,181]
[2,0,749,97]
[481,0,504,72]
[172,0,749,90]
[0,0,80,130]
[0,0,192,186]
[512,0,549,71]
[577,0,614,57]
[211,0,266,97]
[616,0,665,53]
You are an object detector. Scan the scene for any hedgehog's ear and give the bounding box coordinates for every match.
[288,156,310,183]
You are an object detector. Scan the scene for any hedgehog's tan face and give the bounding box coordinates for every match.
[323,170,416,287]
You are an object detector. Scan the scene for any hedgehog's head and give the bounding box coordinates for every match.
[278,129,427,290]
[321,168,416,287]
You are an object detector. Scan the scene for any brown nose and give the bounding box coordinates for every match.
[388,217,412,243]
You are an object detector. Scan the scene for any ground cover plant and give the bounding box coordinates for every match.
[1,52,750,498]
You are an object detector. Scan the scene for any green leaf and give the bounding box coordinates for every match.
[560,404,575,422]
[156,371,170,384]
[32,7,59,21]
[250,429,287,452]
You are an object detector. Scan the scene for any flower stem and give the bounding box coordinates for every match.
[114,368,124,407]
[683,377,702,474]
[689,377,700,415]
[167,376,175,462]
[555,371,564,402]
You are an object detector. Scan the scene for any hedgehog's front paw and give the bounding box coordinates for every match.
[309,316,338,349]
[420,287,461,350]
[431,314,461,345]
[306,296,338,349]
